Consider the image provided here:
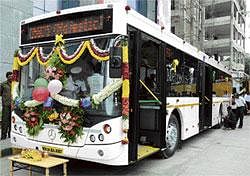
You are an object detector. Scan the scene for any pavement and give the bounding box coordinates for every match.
[1,116,250,176]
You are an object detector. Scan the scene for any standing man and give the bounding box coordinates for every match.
[244,92,250,113]
[235,93,246,128]
[0,72,12,139]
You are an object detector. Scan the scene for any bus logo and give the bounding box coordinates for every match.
[48,129,56,140]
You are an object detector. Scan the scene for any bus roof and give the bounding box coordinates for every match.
[20,3,231,75]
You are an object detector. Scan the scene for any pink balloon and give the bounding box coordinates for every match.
[48,80,63,94]
[32,87,49,102]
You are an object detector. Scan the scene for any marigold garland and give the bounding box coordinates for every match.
[121,40,130,144]
[15,40,110,67]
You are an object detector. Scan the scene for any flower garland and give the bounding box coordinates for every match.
[36,47,55,65]
[15,39,110,67]
[24,100,43,107]
[92,79,123,105]
[51,94,79,107]
[121,40,130,144]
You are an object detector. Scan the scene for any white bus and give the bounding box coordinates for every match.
[11,3,232,166]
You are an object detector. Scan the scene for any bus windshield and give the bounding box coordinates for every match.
[19,35,122,127]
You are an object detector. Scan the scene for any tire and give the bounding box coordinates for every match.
[160,114,180,158]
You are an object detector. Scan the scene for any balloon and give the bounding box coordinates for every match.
[48,79,63,94]
[43,97,53,107]
[80,97,91,109]
[32,87,49,102]
[34,78,48,88]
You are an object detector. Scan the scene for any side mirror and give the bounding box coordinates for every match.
[109,47,122,78]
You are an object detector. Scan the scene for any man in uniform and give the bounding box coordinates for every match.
[0,72,12,140]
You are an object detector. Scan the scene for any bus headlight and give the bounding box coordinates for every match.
[14,124,17,131]
[98,134,104,141]
[90,135,95,142]
[19,126,23,133]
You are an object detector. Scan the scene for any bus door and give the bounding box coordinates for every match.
[138,33,166,159]
[198,63,213,130]
[128,27,165,162]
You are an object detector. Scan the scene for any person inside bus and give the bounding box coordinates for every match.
[87,62,104,96]
[223,106,237,130]
[145,73,156,91]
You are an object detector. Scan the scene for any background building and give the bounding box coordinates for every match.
[0,0,33,83]
[202,0,246,73]
[33,0,58,16]
[0,0,57,121]
[171,0,204,50]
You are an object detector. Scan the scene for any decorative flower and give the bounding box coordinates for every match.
[69,121,76,126]
[69,130,76,136]
[48,111,59,121]
[122,63,129,79]
[122,97,129,116]
[65,113,71,120]
[63,125,73,131]
[45,66,55,79]
[61,118,69,124]
[55,34,65,46]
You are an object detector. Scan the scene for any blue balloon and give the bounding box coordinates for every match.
[81,97,91,109]
[43,97,53,107]
[14,97,22,107]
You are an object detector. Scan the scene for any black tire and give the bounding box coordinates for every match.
[160,114,180,158]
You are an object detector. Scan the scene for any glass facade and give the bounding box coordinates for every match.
[58,0,80,10]
[33,0,58,16]
[58,0,157,22]
[0,0,33,83]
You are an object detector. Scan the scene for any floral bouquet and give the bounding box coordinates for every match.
[23,107,43,136]
[59,107,84,144]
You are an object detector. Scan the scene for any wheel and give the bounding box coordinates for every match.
[160,114,180,158]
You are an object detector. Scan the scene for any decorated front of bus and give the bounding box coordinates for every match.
[11,6,130,166]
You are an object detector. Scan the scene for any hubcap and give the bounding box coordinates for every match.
[166,122,178,150]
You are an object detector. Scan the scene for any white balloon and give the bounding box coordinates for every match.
[48,79,63,94]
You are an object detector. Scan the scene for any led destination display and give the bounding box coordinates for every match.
[21,9,112,45]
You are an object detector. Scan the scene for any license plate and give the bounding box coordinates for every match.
[42,145,63,154]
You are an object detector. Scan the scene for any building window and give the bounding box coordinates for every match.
[171,0,175,10]
[59,0,80,10]
[171,26,175,34]
[136,0,147,17]
[234,4,237,19]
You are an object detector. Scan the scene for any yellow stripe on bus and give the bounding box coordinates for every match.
[167,100,229,109]
[167,103,200,108]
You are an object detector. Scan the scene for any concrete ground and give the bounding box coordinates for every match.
[1,116,250,176]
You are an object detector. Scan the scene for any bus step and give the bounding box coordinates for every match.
[137,145,160,160]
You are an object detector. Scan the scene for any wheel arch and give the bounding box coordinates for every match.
[170,108,182,140]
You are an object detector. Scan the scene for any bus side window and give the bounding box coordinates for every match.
[166,50,198,97]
